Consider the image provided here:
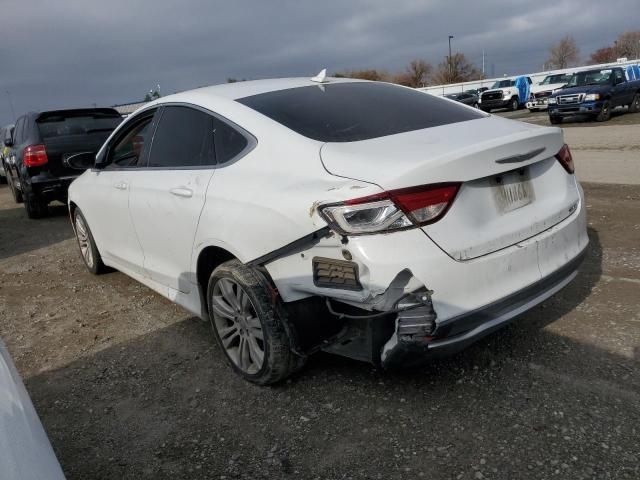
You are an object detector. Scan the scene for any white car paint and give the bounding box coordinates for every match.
[0,339,66,480]
[68,77,588,366]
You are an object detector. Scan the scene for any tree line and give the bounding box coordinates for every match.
[334,30,640,87]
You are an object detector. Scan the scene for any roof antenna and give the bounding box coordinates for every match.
[310,68,328,83]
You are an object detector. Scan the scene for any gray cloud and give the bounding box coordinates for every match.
[1,0,638,125]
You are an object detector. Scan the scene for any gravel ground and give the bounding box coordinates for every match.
[1,174,639,477]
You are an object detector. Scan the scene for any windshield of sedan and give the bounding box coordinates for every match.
[237,82,484,142]
[540,74,570,85]
[490,80,515,89]
[566,70,613,87]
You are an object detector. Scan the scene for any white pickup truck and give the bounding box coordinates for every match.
[526,73,572,112]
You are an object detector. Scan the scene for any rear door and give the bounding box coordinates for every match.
[128,105,218,293]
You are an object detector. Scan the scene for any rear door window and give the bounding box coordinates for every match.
[148,106,215,168]
[212,117,248,164]
[13,118,24,144]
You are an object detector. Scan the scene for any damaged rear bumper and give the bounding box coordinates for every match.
[381,246,586,367]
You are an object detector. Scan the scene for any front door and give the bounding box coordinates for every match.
[128,105,216,293]
[86,111,156,274]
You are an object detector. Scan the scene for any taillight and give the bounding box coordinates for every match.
[555,144,574,174]
[319,183,460,235]
[23,144,48,167]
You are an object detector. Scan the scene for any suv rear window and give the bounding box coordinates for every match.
[237,82,483,142]
[37,112,121,139]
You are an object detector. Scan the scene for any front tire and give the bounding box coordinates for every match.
[74,209,107,274]
[549,116,562,125]
[595,101,611,122]
[24,192,48,219]
[628,93,640,113]
[510,97,519,111]
[207,260,303,385]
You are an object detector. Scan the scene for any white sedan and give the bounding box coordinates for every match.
[0,339,66,479]
[67,75,588,384]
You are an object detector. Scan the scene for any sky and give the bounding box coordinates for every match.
[0,0,638,125]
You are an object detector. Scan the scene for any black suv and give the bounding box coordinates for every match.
[4,108,122,218]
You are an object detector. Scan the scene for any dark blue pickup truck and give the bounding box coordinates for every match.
[548,66,640,123]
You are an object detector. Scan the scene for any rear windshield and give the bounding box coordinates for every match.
[237,82,483,142]
[37,113,121,139]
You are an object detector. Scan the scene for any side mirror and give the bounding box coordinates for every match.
[64,152,96,170]
[614,77,625,85]
[3,138,13,147]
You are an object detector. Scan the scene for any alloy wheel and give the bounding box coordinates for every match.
[75,215,94,268]
[211,278,265,374]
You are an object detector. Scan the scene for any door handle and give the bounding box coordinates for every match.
[113,181,128,190]
[170,187,193,198]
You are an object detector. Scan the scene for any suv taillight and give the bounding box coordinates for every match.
[23,144,48,167]
[319,183,460,235]
[555,144,574,174]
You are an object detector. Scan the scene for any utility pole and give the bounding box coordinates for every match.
[448,35,454,82]
[482,49,485,78]
[5,90,16,121]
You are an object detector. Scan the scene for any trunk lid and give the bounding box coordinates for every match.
[320,116,580,260]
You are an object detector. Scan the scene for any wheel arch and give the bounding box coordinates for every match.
[196,245,238,313]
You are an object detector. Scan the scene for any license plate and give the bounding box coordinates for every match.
[493,170,534,213]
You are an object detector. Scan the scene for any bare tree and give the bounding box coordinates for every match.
[546,36,580,69]
[588,47,618,64]
[333,69,392,82]
[614,31,640,58]
[431,53,481,84]
[394,59,432,87]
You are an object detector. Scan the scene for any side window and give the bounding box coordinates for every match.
[213,117,248,164]
[13,118,24,144]
[107,114,154,168]
[614,70,624,84]
[148,106,214,168]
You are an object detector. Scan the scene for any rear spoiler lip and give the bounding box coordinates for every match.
[36,108,121,121]
[495,147,547,164]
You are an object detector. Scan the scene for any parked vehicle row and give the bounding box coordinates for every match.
[2,108,122,217]
[61,75,588,384]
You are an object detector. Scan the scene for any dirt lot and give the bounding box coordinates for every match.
[1,142,639,478]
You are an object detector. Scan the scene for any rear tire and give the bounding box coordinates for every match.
[510,97,519,111]
[74,209,107,274]
[628,93,640,113]
[24,192,48,219]
[472,102,479,109]
[528,108,536,113]
[549,116,562,125]
[207,260,303,385]
[595,101,611,122]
